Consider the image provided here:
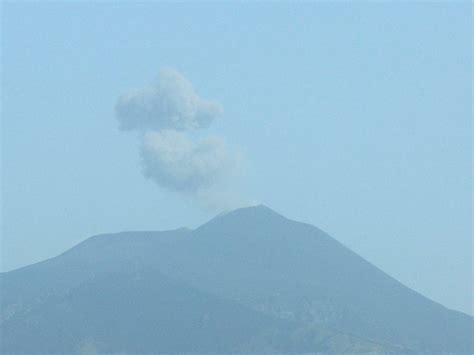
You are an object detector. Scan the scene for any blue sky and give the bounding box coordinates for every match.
[2,2,471,314]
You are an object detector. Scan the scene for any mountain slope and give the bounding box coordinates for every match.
[3,268,282,354]
[1,205,472,353]
[185,206,473,353]
[1,268,400,354]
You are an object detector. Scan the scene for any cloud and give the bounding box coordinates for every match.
[116,69,222,132]
[141,129,240,197]
[116,68,249,210]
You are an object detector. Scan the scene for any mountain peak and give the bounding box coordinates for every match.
[196,204,287,233]
[213,204,284,222]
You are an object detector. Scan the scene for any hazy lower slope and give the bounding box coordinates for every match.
[1,268,398,354]
[1,205,472,354]
[3,268,279,354]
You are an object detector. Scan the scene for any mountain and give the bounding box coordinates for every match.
[1,205,472,354]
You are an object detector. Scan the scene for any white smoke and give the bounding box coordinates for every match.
[116,69,247,210]
[116,69,222,132]
[141,130,239,194]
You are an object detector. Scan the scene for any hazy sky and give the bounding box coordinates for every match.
[1,3,471,314]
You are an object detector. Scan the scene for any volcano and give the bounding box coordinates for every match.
[1,205,472,353]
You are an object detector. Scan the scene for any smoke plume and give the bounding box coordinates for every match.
[116,69,245,209]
